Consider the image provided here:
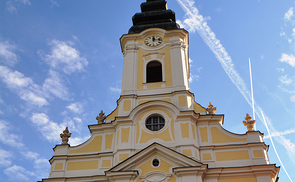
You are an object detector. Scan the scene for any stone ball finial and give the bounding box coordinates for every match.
[243,113,256,131]
[206,102,217,114]
[60,127,71,145]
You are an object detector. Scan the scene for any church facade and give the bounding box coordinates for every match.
[41,0,280,181]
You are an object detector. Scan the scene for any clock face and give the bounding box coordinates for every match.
[145,36,162,46]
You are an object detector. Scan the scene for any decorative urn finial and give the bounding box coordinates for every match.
[96,110,107,124]
[243,113,256,131]
[60,127,71,145]
[206,102,217,114]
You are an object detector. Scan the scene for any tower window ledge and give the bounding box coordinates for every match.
[143,81,165,85]
[143,81,166,89]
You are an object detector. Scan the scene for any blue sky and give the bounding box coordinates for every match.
[0,0,294,181]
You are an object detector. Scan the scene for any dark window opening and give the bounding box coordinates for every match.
[146,115,165,131]
[152,159,160,167]
[146,61,162,83]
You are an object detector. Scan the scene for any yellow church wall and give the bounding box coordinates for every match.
[123,100,131,111]
[211,127,247,143]
[171,118,175,140]
[138,98,171,105]
[200,127,208,142]
[191,124,196,139]
[101,160,111,168]
[215,150,250,161]
[66,160,99,171]
[182,149,192,157]
[54,163,63,170]
[116,130,119,145]
[147,84,162,89]
[203,153,212,161]
[162,46,172,87]
[178,95,187,107]
[193,100,207,113]
[218,177,257,182]
[106,106,119,121]
[180,123,190,138]
[69,136,102,154]
[121,128,130,143]
[105,134,113,150]
[253,150,264,158]
[139,127,172,143]
[195,151,198,158]
[119,154,129,162]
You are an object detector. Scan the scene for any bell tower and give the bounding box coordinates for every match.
[120,0,190,96]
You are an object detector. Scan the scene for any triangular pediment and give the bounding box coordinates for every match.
[109,142,203,172]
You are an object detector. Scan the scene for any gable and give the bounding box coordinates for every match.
[109,142,203,172]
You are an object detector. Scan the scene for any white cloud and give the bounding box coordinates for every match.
[31,113,65,143]
[0,66,33,89]
[291,95,295,102]
[38,39,88,74]
[0,148,13,167]
[280,53,295,67]
[110,87,121,93]
[0,65,48,107]
[43,70,69,100]
[0,41,19,66]
[189,74,200,83]
[50,0,59,7]
[0,120,24,147]
[264,128,295,138]
[21,151,50,179]
[284,7,294,21]
[279,75,293,85]
[66,102,83,114]
[6,1,17,13]
[4,165,35,181]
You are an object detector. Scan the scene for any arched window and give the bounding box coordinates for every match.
[146,61,162,83]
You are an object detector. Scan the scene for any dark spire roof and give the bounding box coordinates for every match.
[128,0,180,34]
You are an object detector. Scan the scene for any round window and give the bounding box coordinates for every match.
[152,159,160,167]
[146,115,165,131]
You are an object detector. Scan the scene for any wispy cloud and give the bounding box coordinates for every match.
[31,113,64,143]
[0,66,48,107]
[0,120,24,147]
[280,53,295,67]
[21,151,50,179]
[109,86,121,93]
[291,95,295,102]
[66,102,84,114]
[280,75,293,85]
[264,128,295,138]
[0,148,13,167]
[6,1,17,13]
[43,70,69,100]
[4,165,35,181]
[38,39,88,74]
[0,41,19,66]
[284,7,294,22]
